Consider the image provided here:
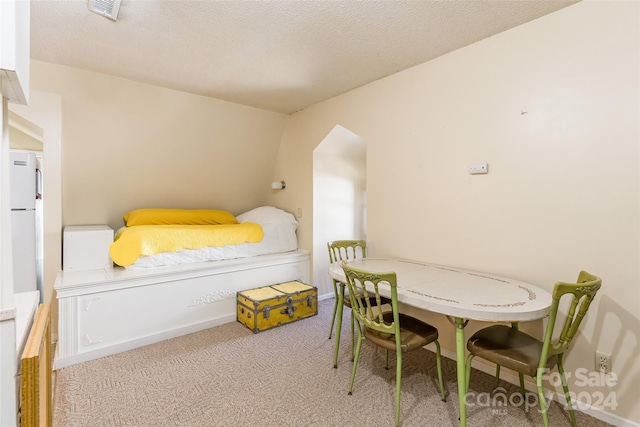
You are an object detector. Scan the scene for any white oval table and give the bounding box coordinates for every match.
[329,258,552,427]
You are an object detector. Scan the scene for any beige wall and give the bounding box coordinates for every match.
[270,1,639,423]
[30,61,288,232]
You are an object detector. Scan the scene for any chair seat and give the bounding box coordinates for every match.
[467,325,558,377]
[366,312,438,352]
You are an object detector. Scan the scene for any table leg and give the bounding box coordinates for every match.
[453,317,469,427]
[333,283,345,368]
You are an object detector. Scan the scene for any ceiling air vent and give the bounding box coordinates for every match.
[88,0,121,21]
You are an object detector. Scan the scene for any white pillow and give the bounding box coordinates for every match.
[237,206,298,227]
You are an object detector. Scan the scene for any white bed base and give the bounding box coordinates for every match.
[54,250,309,368]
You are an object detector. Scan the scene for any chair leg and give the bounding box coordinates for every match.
[465,353,475,392]
[348,321,365,395]
[328,297,338,339]
[333,284,346,368]
[434,340,446,401]
[395,347,403,427]
[494,364,501,389]
[558,354,577,427]
[536,372,550,427]
[350,310,355,362]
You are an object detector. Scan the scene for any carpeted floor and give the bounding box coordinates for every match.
[53,298,613,426]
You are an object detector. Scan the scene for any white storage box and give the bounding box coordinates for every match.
[63,225,114,271]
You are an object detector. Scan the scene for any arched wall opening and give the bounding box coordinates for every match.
[312,124,366,297]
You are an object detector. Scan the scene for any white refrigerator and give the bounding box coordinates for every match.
[10,152,38,294]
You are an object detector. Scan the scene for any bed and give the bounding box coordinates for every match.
[54,206,310,368]
[110,205,301,269]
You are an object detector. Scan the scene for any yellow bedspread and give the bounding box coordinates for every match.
[110,223,264,267]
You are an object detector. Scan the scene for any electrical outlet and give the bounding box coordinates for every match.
[0,307,16,321]
[595,351,612,374]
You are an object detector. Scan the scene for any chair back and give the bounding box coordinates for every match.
[341,262,399,338]
[540,271,602,362]
[327,240,367,264]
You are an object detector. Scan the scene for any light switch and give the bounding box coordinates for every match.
[469,163,488,175]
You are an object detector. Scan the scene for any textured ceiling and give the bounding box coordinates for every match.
[30,0,578,114]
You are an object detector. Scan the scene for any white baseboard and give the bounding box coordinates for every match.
[434,346,638,427]
[318,292,334,302]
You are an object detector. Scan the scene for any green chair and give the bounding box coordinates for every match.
[328,240,390,367]
[465,271,602,427]
[342,262,445,427]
